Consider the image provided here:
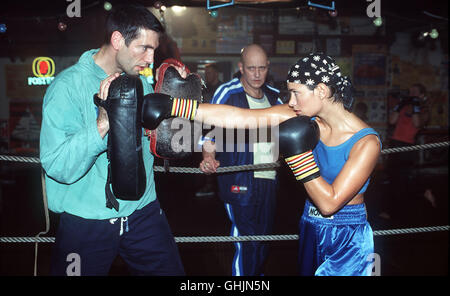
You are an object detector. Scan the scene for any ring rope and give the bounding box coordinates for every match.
[1,225,448,244]
[379,141,449,155]
[0,141,448,173]
[1,141,448,275]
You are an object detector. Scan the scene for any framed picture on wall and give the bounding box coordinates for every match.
[276,40,295,55]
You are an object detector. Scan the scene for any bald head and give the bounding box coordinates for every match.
[238,44,270,97]
[240,44,268,63]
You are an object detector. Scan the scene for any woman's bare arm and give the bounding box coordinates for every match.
[194,103,296,129]
[303,135,381,216]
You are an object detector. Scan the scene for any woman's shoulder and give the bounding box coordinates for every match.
[347,116,379,142]
[350,129,382,156]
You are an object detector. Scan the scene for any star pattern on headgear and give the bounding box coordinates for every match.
[290,70,299,77]
[287,52,347,88]
[287,52,355,110]
[306,78,315,86]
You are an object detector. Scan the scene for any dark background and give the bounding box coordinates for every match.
[0,0,448,59]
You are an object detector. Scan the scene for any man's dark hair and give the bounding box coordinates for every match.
[205,63,219,73]
[104,4,165,46]
[412,83,427,96]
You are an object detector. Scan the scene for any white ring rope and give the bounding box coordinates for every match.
[1,225,449,244]
[0,141,448,173]
[0,141,447,275]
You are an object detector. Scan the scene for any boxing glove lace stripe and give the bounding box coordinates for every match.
[285,150,320,181]
[171,98,198,120]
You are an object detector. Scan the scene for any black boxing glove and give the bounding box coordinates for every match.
[279,116,321,183]
[410,96,421,114]
[393,96,422,114]
[393,97,409,113]
[94,75,146,211]
[141,93,199,130]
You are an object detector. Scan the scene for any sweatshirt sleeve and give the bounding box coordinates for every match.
[40,78,107,184]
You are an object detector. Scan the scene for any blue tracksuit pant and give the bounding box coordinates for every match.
[224,178,277,276]
[50,199,184,276]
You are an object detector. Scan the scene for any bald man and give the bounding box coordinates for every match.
[199,44,283,276]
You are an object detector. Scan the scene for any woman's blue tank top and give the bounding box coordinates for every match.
[312,128,381,194]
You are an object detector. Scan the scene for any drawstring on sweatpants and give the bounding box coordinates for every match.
[109,217,129,236]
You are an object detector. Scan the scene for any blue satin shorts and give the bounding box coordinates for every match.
[298,199,374,276]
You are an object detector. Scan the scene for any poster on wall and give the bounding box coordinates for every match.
[352,45,387,88]
[390,55,440,90]
[9,102,42,155]
[162,7,218,54]
[278,14,315,35]
[161,7,278,55]
[427,91,449,128]
[0,119,9,153]
[276,40,295,55]
[353,90,387,127]
[365,90,387,126]
[216,13,253,54]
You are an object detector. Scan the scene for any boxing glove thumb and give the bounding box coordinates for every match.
[141,93,199,130]
[279,116,321,183]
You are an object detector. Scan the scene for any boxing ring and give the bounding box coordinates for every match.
[0,141,448,275]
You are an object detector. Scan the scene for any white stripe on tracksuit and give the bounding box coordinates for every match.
[212,78,283,106]
[212,78,242,105]
[225,203,242,276]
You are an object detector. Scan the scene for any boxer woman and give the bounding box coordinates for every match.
[278,53,381,276]
[141,52,381,276]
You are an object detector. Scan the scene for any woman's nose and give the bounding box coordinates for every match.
[288,94,296,107]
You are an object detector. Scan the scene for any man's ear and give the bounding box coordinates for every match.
[238,62,244,75]
[110,31,124,50]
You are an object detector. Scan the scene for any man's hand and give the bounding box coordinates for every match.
[96,73,120,138]
[199,155,220,175]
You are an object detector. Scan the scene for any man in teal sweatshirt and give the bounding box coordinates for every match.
[39,4,184,275]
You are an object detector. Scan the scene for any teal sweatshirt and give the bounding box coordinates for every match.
[39,49,157,219]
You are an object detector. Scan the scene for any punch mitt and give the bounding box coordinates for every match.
[94,75,146,211]
[143,60,203,160]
